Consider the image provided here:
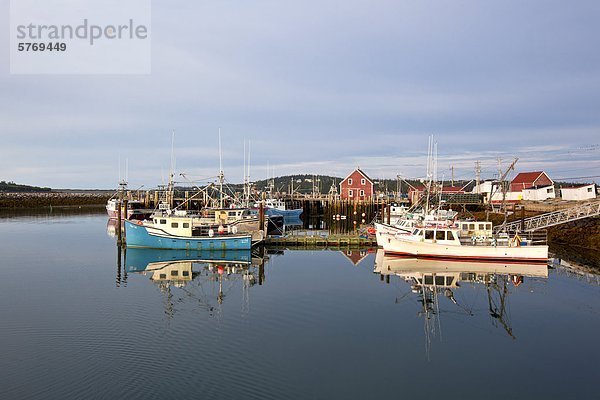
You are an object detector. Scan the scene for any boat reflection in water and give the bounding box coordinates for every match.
[374,250,548,357]
[121,248,266,317]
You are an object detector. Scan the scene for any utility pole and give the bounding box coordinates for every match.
[475,160,481,194]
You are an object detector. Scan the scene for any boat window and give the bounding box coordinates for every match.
[159,274,166,279]
[436,231,445,240]
[469,223,475,230]
[154,219,157,224]
[412,229,419,235]
[183,223,190,228]
[228,211,237,217]
[425,230,434,240]
[171,222,178,228]
[424,275,433,285]
[435,276,445,285]
[447,231,456,240]
[182,271,189,277]
[446,277,454,285]
[171,270,178,276]
[160,219,166,224]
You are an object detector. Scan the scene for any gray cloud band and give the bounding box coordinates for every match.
[16,19,148,45]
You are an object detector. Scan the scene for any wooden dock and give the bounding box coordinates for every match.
[265,233,377,248]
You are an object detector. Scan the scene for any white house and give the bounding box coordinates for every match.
[522,185,556,201]
[560,184,597,201]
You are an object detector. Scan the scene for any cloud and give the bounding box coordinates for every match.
[1,0,600,188]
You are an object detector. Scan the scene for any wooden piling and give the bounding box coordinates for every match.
[122,199,128,242]
[117,201,122,246]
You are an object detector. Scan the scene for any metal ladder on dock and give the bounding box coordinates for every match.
[494,199,600,233]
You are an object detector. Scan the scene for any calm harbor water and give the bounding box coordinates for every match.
[1,211,599,399]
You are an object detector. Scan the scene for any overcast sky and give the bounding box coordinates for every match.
[1,0,599,188]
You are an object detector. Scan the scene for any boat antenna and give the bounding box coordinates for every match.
[247,140,251,204]
[218,128,224,208]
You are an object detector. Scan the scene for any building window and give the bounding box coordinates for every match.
[348,189,354,197]
[547,188,553,193]
[360,190,365,197]
[588,187,593,192]
[348,178,353,185]
[361,178,366,185]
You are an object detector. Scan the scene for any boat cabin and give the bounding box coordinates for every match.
[410,227,461,244]
[456,221,493,238]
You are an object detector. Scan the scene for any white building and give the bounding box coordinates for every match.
[522,185,556,201]
[560,184,597,201]
[472,180,523,204]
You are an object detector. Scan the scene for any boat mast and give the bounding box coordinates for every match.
[218,128,224,209]
[169,130,176,209]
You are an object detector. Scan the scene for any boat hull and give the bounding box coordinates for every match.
[381,235,548,263]
[125,220,252,250]
[374,222,411,247]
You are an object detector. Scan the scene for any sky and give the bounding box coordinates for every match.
[1,0,599,189]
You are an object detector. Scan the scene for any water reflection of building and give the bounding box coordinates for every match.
[374,250,548,357]
[340,250,370,266]
[118,248,267,317]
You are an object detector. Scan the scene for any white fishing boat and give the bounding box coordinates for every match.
[380,223,547,263]
[106,198,152,220]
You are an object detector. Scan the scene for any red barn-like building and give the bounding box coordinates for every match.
[340,168,374,201]
[510,171,553,192]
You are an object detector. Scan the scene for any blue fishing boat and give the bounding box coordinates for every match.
[125,219,253,250]
[259,198,303,218]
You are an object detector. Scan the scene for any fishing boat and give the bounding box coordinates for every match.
[380,223,548,263]
[257,198,303,218]
[106,198,152,220]
[124,217,254,250]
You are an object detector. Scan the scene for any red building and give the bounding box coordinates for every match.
[510,171,553,192]
[340,168,374,201]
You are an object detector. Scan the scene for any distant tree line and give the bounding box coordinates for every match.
[0,181,52,192]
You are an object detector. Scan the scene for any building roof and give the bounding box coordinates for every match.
[561,184,595,190]
[511,171,549,185]
[340,168,373,184]
[409,185,464,192]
